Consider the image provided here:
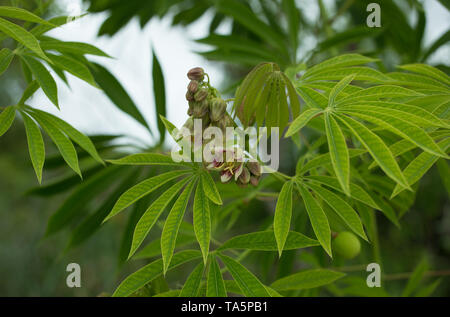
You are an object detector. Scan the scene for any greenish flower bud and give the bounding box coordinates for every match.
[187,80,199,93]
[182,117,194,132]
[209,98,227,122]
[194,88,208,102]
[192,99,209,118]
[187,67,205,81]
[333,231,361,259]
[247,161,261,176]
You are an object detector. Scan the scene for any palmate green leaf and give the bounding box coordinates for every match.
[351,110,448,157]
[388,72,448,92]
[26,108,103,164]
[179,262,204,297]
[0,17,48,61]
[336,115,410,189]
[339,102,449,129]
[207,256,227,297]
[299,149,367,175]
[414,279,441,297]
[304,54,377,79]
[337,85,424,105]
[295,86,328,109]
[128,177,192,259]
[305,183,367,241]
[90,62,151,133]
[305,175,380,210]
[108,153,190,167]
[328,75,356,107]
[304,67,389,83]
[151,47,166,144]
[159,115,177,139]
[422,29,450,62]
[392,137,450,198]
[21,111,45,184]
[161,179,196,274]
[134,233,196,260]
[271,269,345,291]
[397,64,449,86]
[39,38,110,57]
[0,106,15,137]
[296,183,332,257]
[193,178,211,264]
[316,26,381,52]
[218,231,319,251]
[215,0,286,53]
[282,0,300,52]
[274,181,294,256]
[21,56,58,108]
[45,165,126,236]
[104,169,193,222]
[402,258,428,297]
[325,113,350,196]
[200,170,223,205]
[67,169,139,250]
[47,53,97,87]
[18,80,39,105]
[218,253,270,297]
[0,48,14,75]
[29,111,81,176]
[285,108,323,137]
[112,250,201,297]
[0,6,55,26]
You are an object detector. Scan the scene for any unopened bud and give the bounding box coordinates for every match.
[188,80,199,93]
[247,161,261,176]
[238,167,251,184]
[192,100,209,118]
[186,91,194,102]
[187,67,205,81]
[182,117,194,132]
[194,88,208,102]
[250,176,259,187]
[209,98,227,122]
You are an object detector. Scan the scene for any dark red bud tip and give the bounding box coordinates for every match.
[187,67,205,81]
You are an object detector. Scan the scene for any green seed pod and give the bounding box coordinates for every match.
[194,88,208,102]
[209,98,227,122]
[247,161,261,176]
[187,67,205,81]
[333,231,361,259]
[238,167,251,184]
[187,80,199,93]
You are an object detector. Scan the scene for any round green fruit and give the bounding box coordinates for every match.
[333,231,361,259]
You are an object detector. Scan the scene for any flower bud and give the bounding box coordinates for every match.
[194,88,208,102]
[182,117,194,132]
[192,99,209,118]
[187,67,205,81]
[209,98,227,122]
[186,91,194,102]
[238,167,251,184]
[187,80,199,93]
[247,161,261,176]
[250,176,259,187]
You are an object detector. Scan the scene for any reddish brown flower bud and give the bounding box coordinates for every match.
[247,161,261,176]
[187,67,205,81]
[250,176,259,187]
[194,88,208,102]
[238,167,251,184]
[187,80,199,93]
[186,91,194,101]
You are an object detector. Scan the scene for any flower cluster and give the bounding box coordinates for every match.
[183,67,262,187]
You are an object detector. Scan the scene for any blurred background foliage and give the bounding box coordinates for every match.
[0,0,449,296]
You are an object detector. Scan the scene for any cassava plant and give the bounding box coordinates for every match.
[1,1,449,297]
